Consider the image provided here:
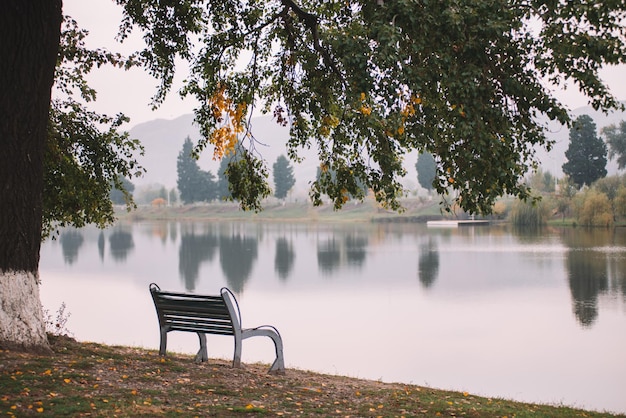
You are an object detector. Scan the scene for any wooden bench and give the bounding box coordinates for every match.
[149,283,285,373]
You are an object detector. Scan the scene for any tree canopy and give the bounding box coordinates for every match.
[273,155,296,199]
[110,0,626,214]
[416,152,436,193]
[602,120,626,170]
[562,114,607,188]
[177,136,217,204]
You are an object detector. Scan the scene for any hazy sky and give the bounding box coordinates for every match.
[60,0,626,127]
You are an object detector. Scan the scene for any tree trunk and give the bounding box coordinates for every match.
[0,1,62,351]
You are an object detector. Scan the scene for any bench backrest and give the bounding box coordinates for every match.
[150,284,237,336]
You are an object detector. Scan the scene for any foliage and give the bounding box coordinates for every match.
[562,115,608,188]
[508,199,548,227]
[602,120,626,169]
[43,15,143,239]
[176,137,217,204]
[43,302,72,337]
[415,152,436,192]
[593,175,623,218]
[527,168,555,194]
[111,0,626,215]
[575,189,613,227]
[614,186,626,219]
[273,155,296,199]
[44,102,142,239]
[224,149,271,212]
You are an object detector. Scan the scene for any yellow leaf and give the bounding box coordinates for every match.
[63,378,71,384]
[43,369,52,375]
[37,408,44,413]
[131,390,137,396]
[245,404,255,410]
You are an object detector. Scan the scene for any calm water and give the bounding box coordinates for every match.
[39,221,626,414]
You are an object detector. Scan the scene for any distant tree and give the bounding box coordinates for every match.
[273,155,296,200]
[527,168,555,193]
[200,170,218,202]
[416,152,436,193]
[554,178,578,221]
[110,176,135,205]
[602,120,626,170]
[576,189,613,227]
[176,137,216,204]
[614,186,626,220]
[593,175,623,221]
[562,115,607,188]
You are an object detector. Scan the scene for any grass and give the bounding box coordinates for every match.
[1,335,623,417]
[118,197,448,224]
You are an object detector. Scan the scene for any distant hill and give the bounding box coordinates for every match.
[129,103,626,196]
[129,113,321,198]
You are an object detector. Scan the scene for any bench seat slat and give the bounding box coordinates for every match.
[149,283,284,373]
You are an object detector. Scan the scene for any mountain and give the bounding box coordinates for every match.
[129,103,626,196]
[129,113,321,198]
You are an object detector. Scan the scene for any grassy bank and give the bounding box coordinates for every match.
[1,336,622,417]
[116,198,447,224]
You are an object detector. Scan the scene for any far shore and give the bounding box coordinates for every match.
[115,197,468,224]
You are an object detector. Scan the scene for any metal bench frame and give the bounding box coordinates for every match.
[149,283,285,373]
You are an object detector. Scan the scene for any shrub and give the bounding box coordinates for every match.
[576,189,613,227]
[508,198,548,227]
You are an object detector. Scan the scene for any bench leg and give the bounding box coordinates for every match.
[195,332,208,363]
[159,327,168,356]
[240,327,285,374]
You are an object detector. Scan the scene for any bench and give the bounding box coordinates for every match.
[149,283,285,373]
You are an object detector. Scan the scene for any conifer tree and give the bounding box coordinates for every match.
[562,115,607,188]
[273,155,296,199]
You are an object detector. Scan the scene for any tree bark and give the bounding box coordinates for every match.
[0,1,62,351]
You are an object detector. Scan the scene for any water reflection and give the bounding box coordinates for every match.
[345,234,367,267]
[219,230,258,293]
[418,237,439,288]
[178,225,218,292]
[274,238,295,281]
[561,228,614,327]
[50,222,626,331]
[317,238,341,275]
[60,230,84,264]
[108,228,134,262]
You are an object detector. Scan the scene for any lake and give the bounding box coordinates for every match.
[38,221,626,414]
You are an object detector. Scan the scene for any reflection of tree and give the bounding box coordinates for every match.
[219,233,258,293]
[274,237,295,281]
[561,228,611,328]
[566,250,608,327]
[345,234,367,268]
[60,230,84,265]
[179,232,218,292]
[317,238,340,275]
[418,238,439,288]
[109,229,134,263]
[97,231,105,262]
